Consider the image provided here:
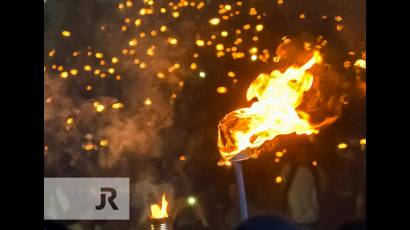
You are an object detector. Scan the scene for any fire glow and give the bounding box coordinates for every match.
[218,51,326,161]
[150,193,169,219]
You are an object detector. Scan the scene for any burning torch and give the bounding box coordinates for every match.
[148,193,172,230]
[217,51,327,221]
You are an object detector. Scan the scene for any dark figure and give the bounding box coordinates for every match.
[336,220,366,230]
[278,140,327,230]
[44,221,68,230]
[236,215,303,230]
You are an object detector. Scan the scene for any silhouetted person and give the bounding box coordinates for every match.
[44,221,68,230]
[279,141,327,230]
[336,220,366,230]
[236,215,302,230]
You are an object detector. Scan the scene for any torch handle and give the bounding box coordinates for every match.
[233,161,248,221]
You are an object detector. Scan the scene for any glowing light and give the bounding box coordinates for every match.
[196,40,205,47]
[312,161,318,167]
[129,38,138,47]
[275,151,284,157]
[304,42,312,51]
[172,11,180,18]
[216,44,224,51]
[221,31,228,37]
[249,47,258,54]
[190,63,198,70]
[243,24,251,30]
[168,37,178,45]
[197,1,205,9]
[144,97,152,106]
[360,138,366,145]
[60,71,68,79]
[179,80,184,87]
[338,143,348,149]
[249,8,257,16]
[187,196,196,206]
[157,72,165,79]
[275,176,283,184]
[134,19,141,26]
[66,117,74,125]
[100,139,108,146]
[61,30,71,37]
[160,25,167,32]
[69,69,78,76]
[95,52,103,59]
[217,86,228,94]
[209,18,221,25]
[146,46,155,56]
[354,59,366,69]
[255,24,264,32]
[179,155,186,161]
[251,55,258,61]
[199,71,206,78]
[96,104,105,113]
[111,57,119,63]
[112,102,124,109]
[83,143,96,151]
[344,61,352,69]
[227,71,236,78]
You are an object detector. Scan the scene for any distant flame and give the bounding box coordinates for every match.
[150,193,168,219]
[218,51,330,161]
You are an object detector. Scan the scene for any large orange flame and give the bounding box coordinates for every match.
[218,52,323,161]
[150,193,168,219]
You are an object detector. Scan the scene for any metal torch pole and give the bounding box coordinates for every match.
[233,161,248,220]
